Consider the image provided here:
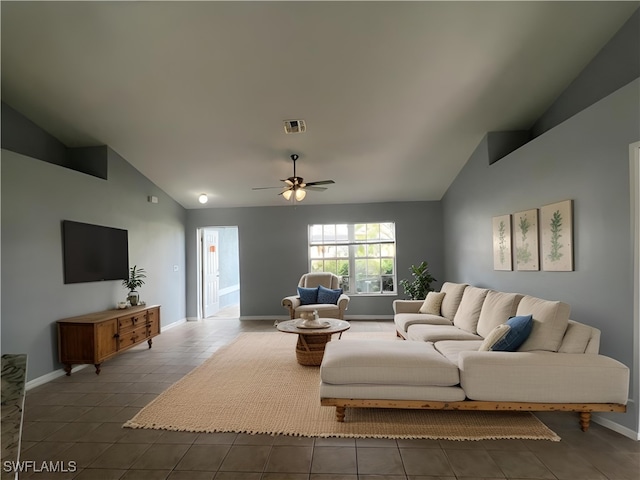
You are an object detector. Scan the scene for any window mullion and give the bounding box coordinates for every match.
[347,224,355,294]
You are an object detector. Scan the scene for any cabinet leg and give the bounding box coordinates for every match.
[64,364,72,376]
[94,364,101,375]
[148,338,153,349]
[336,406,346,422]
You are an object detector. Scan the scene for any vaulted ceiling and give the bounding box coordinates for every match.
[2,2,636,208]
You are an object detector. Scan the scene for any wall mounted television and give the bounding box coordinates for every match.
[62,220,129,284]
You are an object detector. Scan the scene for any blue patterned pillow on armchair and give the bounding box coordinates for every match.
[297,286,319,305]
[317,285,343,304]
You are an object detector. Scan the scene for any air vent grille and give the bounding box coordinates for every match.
[283,119,306,134]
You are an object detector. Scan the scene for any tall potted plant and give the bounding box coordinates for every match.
[123,265,146,306]
[399,261,436,300]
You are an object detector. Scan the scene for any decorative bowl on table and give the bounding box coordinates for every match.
[296,311,329,329]
[296,319,330,329]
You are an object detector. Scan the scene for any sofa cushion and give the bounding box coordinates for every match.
[419,291,446,315]
[439,282,468,320]
[297,286,318,305]
[394,313,452,336]
[317,285,342,304]
[320,340,460,387]
[459,351,630,404]
[476,291,524,338]
[434,340,483,366]
[479,314,533,352]
[320,383,466,402]
[453,287,489,334]
[516,296,570,352]
[558,320,596,354]
[407,324,482,343]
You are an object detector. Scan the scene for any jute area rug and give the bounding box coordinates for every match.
[124,331,560,441]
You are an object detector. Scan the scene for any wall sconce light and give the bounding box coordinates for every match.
[198,193,208,204]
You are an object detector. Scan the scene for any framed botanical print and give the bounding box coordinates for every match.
[492,214,512,271]
[541,200,573,271]
[514,209,539,271]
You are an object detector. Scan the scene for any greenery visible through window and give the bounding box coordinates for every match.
[308,223,396,295]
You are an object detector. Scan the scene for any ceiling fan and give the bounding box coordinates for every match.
[252,154,335,202]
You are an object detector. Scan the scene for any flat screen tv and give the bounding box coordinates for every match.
[62,220,129,284]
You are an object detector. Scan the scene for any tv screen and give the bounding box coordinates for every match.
[62,220,129,284]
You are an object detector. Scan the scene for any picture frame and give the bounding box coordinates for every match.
[513,208,539,271]
[541,200,573,271]
[492,214,512,271]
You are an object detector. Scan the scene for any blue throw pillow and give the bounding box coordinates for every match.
[297,286,319,305]
[490,314,533,352]
[317,285,343,304]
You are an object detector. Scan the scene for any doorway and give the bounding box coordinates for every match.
[197,226,240,319]
[632,142,640,439]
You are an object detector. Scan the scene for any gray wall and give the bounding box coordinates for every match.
[442,79,640,431]
[532,8,640,137]
[186,201,443,319]
[1,148,187,381]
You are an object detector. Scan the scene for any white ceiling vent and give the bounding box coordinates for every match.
[283,119,306,134]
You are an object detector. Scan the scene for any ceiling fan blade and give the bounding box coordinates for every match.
[252,186,285,190]
[305,186,328,191]
[283,179,294,186]
[305,180,335,186]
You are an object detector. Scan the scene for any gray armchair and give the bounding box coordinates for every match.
[282,272,350,320]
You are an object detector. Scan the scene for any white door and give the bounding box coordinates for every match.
[202,229,219,318]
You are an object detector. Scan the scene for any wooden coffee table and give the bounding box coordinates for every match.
[277,318,350,366]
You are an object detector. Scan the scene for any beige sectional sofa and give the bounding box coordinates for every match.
[320,282,630,430]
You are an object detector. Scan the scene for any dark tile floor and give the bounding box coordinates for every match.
[17,318,639,480]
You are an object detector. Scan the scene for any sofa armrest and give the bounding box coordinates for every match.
[458,351,629,404]
[393,300,424,314]
[282,295,301,310]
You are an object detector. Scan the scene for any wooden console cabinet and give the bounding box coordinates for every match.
[57,305,161,375]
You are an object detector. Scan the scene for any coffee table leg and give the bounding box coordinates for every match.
[296,333,331,366]
[298,334,310,352]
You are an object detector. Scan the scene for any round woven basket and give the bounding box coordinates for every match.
[295,334,331,366]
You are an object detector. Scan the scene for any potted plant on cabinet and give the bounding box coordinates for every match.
[123,265,146,306]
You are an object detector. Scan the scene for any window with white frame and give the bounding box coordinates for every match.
[308,223,396,295]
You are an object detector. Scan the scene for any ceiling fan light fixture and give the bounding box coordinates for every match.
[295,188,307,201]
[253,152,333,202]
[282,187,306,202]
